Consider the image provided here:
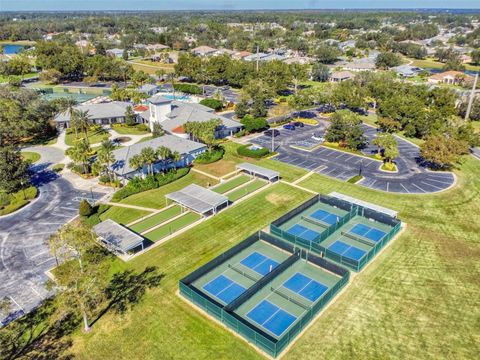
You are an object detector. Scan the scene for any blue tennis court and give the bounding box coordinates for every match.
[203,275,246,304]
[329,240,366,261]
[240,251,280,276]
[246,300,297,337]
[350,224,386,242]
[283,273,328,302]
[310,209,341,225]
[286,224,320,242]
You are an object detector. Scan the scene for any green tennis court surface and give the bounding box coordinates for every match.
[212,175,251,194]
[144,212,202,242]
[129,205,182,233]
[227,180,266,201]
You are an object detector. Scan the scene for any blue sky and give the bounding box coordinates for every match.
[1,1,479,11]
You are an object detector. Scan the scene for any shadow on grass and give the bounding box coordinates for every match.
[0,299,77,360]
[90,266,164,326]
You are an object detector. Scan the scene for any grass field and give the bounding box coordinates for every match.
[117,172,217,209]
[143,212,202,242]
[63,150,480,360]
[212,175,251,194]
[410,57,480,72]
[65,128,111,146]
[194,142,308,182]
[227,179,266,201]
[111,124,150,135]
[129,60,175,74]
[129,206,182,233]
[100,206,152,225]
[21,151,41,163]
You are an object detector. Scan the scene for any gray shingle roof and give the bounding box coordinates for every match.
[93,219,144,253]
[165,184,228,214]
[163,101,241,132]
[148,94,172,104]
[111,134,206,175]
[54,101,131,123]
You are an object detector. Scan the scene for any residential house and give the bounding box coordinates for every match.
[138,84,160,96]
[330,71,355,82]
[191,46,218,57]
[106,48,125,58]
[428,71,473,85]
[140,95,242,139]
[392,65,423,78]
[146,44,169,52]
[110,135,207,179]
[53,101,134,128]
[233,51,252,60]
[342,59,376,72]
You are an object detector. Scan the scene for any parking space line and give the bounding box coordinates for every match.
[400,183,410,193]
[421,181,443,190]
[411,183,426,193]
[9,296,24,311]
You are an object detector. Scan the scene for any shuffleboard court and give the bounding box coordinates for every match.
[203,274,246,304]
[328,240,366,261]
[240,251,280,276]
[144,212,201,242]
[129,205,182,233]
[227,180,266,202]
[212,175,251,194]
[246,300,297,337]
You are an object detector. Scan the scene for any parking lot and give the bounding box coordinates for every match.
[0,172,105,325]
[251,120,455,194]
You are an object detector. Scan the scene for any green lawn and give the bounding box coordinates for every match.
[99,206,152,225]
[21,151,41,163]
[111,124,150,135]
[0,72,37,83]
[117,172,218,209]
[194,142,308,182]
[227,179,267,201]
[143,212,202,242]
[212,175,251,194]
[410,57,480,72]
[129,206,182,233]
[0,186,37,216]
[65,128,111,146]
[69,182,312,359]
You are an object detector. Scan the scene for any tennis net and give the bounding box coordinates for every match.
[341,231,375,247]
[271,287,311,311]
[301,215,328,228]
[228,264,262,282]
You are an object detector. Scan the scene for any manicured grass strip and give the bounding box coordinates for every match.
[21,151,41,163]
[144,212,202,242]
[65,128,111,146]
[129,206,182,233]
[112,124,150,135]
[118,172,218,209]
[227,180,266,202]
[99,206,151,225]
[212,175,251,194]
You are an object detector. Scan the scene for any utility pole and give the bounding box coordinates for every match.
[256,45,259,73]
[465,72,479,121]
[271,131,274,153]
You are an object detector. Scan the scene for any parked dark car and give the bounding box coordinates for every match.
[264,129,280,137]
[292,121,304,128]
[283,124,296,130]
[317,104,336,113]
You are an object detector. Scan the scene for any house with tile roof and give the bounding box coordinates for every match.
[428,71,473,85]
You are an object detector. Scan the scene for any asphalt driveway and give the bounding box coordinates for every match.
[252,121,455,194]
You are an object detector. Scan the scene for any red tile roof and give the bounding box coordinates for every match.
[134,105,149,112]
[171,125,185,134]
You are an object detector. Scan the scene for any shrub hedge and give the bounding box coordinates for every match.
[194,147,225,164]
[112,167,190,201]
[173,84,202,94]
[199,98,223,111]
[237,144,270,158]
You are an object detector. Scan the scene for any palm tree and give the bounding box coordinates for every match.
[140,147,157,175]
[167,72,176,99]
[97,139,116,182]
[129,154,145,177]
[74,109,92,142]
[61,98,79,138]
[70,139,91,174]
[156,146,172,172]
[170,150,181,171]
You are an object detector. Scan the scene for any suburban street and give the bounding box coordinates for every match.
[251,120,456,193]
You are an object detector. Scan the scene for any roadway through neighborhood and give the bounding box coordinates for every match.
[0,150,105,325]
[251,121,455,194]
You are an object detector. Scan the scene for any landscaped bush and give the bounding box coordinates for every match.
[112,167,190,201]
[237,144,270,158]
[52,163,65,173]
[194,147,225,164]
[234,129,247,138]
[79,199,94,216]
[296,117,318,125]
[240,115,268,133]
[200,98,223,111]
[173,83,202,94]
[83,203,111,227]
